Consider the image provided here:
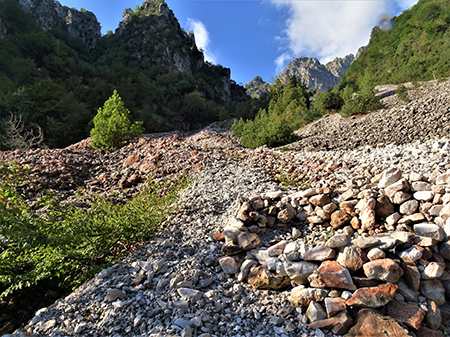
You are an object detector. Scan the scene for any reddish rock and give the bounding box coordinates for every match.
[346,309,410,337]
[213,230,224,241]
[346,283,398,308]
[375,194,395,218]
[308,261,356,291]
[340,202,357,217]
[386,300,425,329]
[350,216,361,229]
[402,262,421,291]
[248,265,291,290]
[289,287,329,307]
[309,194,331,207]
[237,233,262,250]
[330,210,352,229]
[303,245,336,261]
[363,259,404,283]
[324,297,347,318]
[123,155,140,167]
[308,310,353,335]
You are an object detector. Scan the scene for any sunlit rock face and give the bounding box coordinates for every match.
[18,0,101,49]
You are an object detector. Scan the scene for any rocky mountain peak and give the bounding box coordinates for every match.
[325,54,355,78]
[246,76,270,99]
[17,0,101,49]
[246,49,364,98]
[281,54,355,92]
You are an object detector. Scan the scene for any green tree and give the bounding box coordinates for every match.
[90,90,144,149]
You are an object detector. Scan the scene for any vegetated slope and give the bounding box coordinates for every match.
[342,0,450,88]
[0,0,247,149]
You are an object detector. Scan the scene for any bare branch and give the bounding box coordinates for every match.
[2,113,44,151]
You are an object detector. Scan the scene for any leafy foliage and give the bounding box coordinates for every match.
[339,77,382,117]
[0,0,247,150]
[232,77,321,149]
[342,0,450,88]
[90,90,144,149]
[0,161,188,299]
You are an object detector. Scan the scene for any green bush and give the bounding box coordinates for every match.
[313,87,344,114]
[0,161,188,299]
[340,78,382,117]
[232,77,327,149]
[90,90,144,149]
[395,84,409,102]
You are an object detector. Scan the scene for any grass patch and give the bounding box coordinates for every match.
[0,161,188,299]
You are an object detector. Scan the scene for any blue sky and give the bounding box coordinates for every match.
[60,0,419,86]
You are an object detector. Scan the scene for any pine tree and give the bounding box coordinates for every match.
[90,90,144,149]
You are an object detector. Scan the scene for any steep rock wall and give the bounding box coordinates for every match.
[18,0,101,49]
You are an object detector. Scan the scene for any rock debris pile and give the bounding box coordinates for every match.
[216,166,450,336]
[4,79,450,337]
[291,80,450,152]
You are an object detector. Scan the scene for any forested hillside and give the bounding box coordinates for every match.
[0,0,247,149]
[342,0,450,88]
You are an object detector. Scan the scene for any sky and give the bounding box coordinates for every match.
[60,0,419,86]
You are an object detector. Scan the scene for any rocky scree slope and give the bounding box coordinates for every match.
[3,81,450,336]
[290,79,450,152]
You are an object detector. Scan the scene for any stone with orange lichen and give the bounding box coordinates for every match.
[346,283,398,308]
[330,210,352,229]
[308,261,356,291]
[346,309,410,337]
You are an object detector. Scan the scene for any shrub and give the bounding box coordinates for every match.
[340,78,382,117]
[90,91,144,149]
[312,87,344,114]
[232,77,314,149]
[395,84,409,101]
[0,161,188,299]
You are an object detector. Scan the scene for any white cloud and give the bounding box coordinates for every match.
[270,0,419,71]
[186,18,217,64]
[395,0,419,11]
[275,52,292,73]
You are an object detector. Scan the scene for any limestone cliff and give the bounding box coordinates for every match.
[112,0,232,101]
[17,0,101,49]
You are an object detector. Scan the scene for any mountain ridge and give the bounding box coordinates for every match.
[246,47,364,98]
